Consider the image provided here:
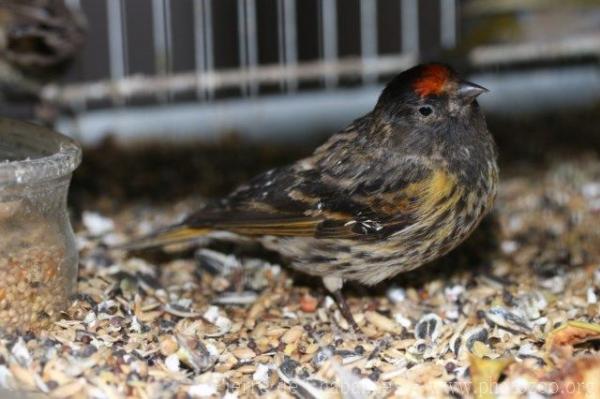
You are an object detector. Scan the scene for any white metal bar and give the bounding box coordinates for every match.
[152,0,173,102]
[401,0,419,54]
[360,0,378,84]
[470,33,600,65]
[246,0,259,96]
[152,0,167,75]
[193,0,206,99]
[193,0,215,100]
[277,0,298,92]
[284,0,298,92]
[320,0,338,89]
[107,0,126,81]
[237,0,248,96]
[153,0,172,96]
[203,0,215,99]
[440,0,456,49]
[277,0,285,90]
[151,0,166,102]
[164,0,173,75]
[43,54,418,106]
[120,0,129,76]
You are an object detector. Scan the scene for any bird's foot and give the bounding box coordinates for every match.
[332,289,361,333]
[322,275,361,333]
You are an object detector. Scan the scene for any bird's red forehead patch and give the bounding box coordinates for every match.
[413,64,451,97]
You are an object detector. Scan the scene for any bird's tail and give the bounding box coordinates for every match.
[114,223,211,251]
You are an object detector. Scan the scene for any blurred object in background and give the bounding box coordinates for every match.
[460,0,600,65]
[0,0,86,100]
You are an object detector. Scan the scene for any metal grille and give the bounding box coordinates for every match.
[44,0,458,109]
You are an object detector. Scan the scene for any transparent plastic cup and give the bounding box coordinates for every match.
[0,118,81,333]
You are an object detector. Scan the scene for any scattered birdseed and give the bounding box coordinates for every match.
[0,158,597,397]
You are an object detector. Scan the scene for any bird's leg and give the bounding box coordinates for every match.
[323,275,360,332]
[333,290,360,332]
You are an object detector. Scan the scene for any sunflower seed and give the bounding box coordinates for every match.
[485,307,532,333]
[415,313,442,342]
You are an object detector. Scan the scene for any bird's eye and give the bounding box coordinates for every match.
[418,106,433,117]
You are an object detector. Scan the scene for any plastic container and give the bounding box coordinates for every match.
[0,118,81,333]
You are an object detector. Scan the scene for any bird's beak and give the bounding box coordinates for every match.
[457,80,489,104]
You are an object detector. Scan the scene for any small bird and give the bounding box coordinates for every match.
[125,63,498,330]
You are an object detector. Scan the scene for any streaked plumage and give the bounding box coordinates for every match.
[125,63,498,329]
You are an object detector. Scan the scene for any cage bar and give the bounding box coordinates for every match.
[42,54,417,107]
[152,0,173,101]
[237,0,248,96]
[246,0,259,96]
[360,0,378,84]
[401,0,419,54]
[440,0,456,49]
[193,0,215,100]
[277,0,298,92]
[106,0,128,82]
[237,0,259,97]
[193,0,207,100]
[320,0,338,89]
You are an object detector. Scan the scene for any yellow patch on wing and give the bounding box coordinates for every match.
[426,172,461,241]
[408,168,461,215]
[427,169,456,203]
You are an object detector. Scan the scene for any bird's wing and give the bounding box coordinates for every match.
[121,118,449,250]
[183,208,412,241]
[183,150,434,241]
